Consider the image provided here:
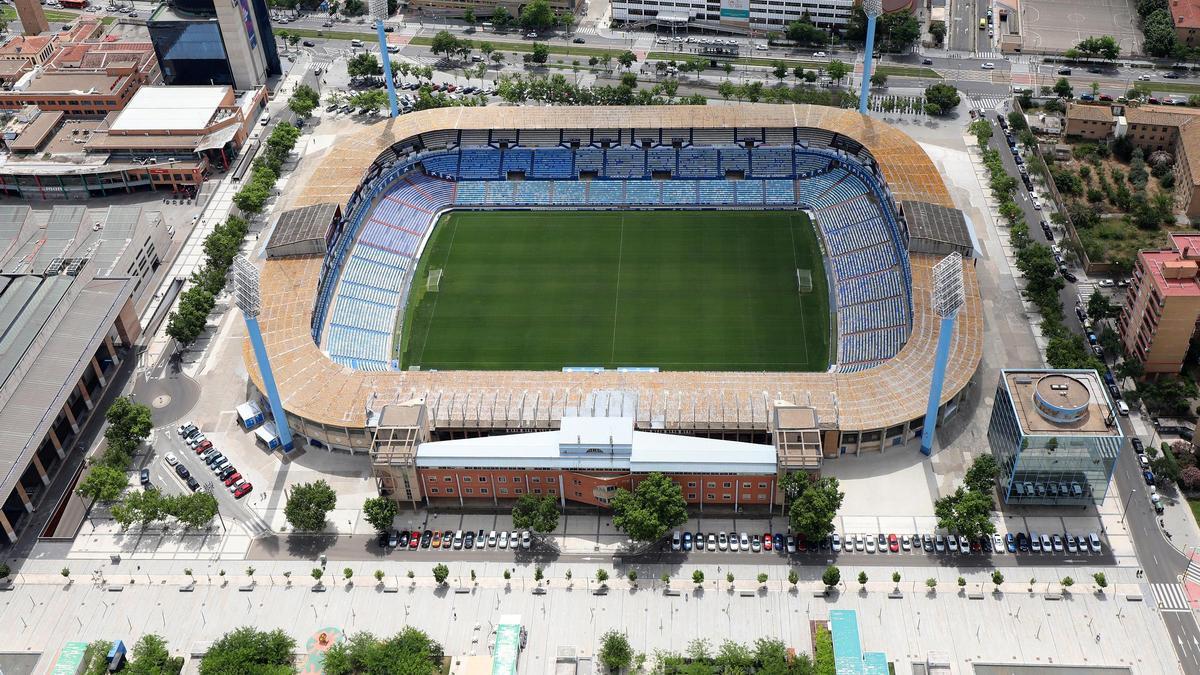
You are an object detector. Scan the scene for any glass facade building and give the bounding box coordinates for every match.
[987,369,1123,507]
[148,20,235,87]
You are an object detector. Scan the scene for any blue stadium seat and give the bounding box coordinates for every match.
[587,181,623,204]
[749,147,793,178]
[606,147,646,179]
[678,147,719,178]
[648,146,677,173]
[661,180,697,205]
[576,147,604,174]
[698,181,737,205]
[552,180,586,204]
[735,180,764,204]
[624,181,661,204]
[501,148,533,174]
[459,148,502,179]
[514,181,552,205]
[530,148,574,178]
[719,147,749,174]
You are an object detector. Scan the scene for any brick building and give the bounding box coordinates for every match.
[1063,103,1115,140]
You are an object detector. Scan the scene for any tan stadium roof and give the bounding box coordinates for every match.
[245,104,982,434]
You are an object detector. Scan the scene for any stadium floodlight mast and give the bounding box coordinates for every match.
[233,255,295,452]
[858,0,883,116]
[920,252,965,456]
[376,19,400,118]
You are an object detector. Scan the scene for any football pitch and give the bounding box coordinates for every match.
[397,210,832,371]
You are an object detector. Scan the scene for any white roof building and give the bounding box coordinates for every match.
[108,86,231,132]
[415,416,776,474]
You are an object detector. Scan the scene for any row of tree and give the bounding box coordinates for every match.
[492,73,706,107]
[599,634,813,674]
[83,635,182,675]
[462,0,573,33]
[233,121,301,217]
[164,214,251,348]
[287,83,321,118]
[110,488,220,530]
[75,398,153,502]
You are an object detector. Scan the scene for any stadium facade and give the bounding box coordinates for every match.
[248,105,982,509]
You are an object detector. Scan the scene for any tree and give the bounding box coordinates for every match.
[825,59,849,85]
[610,472,688,542]
[104,398,153,460]
[957,576,967,590]
[929,20,946,45]
[363,496,398,533]
[598,631,633,673]
[692,569,705,585]
[519,0,556,31]
[934,487,995,540]
[892,572,901,587]
[288,83,320,117]
[432,564,449,585]
[111,489,165,529]
[618,51,636,69]
[626,569,637,584]
[963,454,998,495]
[124,634,184,675]
[491,5,513,28]
[1061,576,1075,589]
[870,72,888,87]
[462,7,475,25]
[786,14,827,44]
[1181,465,1200,490]
[76,465,128,502]
[772,60,788,81]
[510,493,560,534]
[821,565,840,590]
[620,72,638,88]
[924,83,960,115]
[1088,289,1116,321]
[787,476,844,542]
[559,11,576,30]
[991,570,1004,588]
[530,42,550,64]
[1093,572,1108,589]
[284,480,337,532]
[1142,9,1177,57]
[925,577,937,591]
[857,571,868,586]
[788,569,799,586]
[199,627,295,675]
[1075,35,1120,61]
[167,492,218,529]
[1053,77,1073,99]
[596,568,609,585]
[346,52,381,77]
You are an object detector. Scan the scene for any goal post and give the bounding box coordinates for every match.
[427,269,443,292]
[796,268,813,294]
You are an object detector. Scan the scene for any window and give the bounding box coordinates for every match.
[758,482,767,489]
[532,477,541,483]
[742,482,750,489]
[707,482,716,488]
[500,488,509,495]
[463,476,472,483]
[534,488,542,494]
[479,476,488,483]
[688,493,696,499]
[465,488,473,494]
[497,476,506,483]
[430,487,439,494]
[722,494,731,500]
[723,482,732,488]
[687,481,697,488]
[513,477,522,483]
[427,476,437,483]
[444,477,452,482]
[446,488,454,494]
[480,488,489,495]
[707,494,715,500]
[758,494,766,501]
[514,488,524,494]
[548,489,556,495]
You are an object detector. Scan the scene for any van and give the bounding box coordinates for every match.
[259,115,269,126]
[350,39,363,48]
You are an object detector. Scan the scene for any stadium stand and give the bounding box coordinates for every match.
[321,143,912,372]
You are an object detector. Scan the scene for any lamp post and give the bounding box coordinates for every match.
[233,256,295,452]
[1120,488,1136,525]
[858,0,882,115]
[920,253,965,455]
[376,19,400,117]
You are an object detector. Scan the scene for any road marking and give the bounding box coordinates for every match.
[1153,583,1193,611]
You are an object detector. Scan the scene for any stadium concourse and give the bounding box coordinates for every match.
[246,105,982,467]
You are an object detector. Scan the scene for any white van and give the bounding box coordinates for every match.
[350,38,363,48]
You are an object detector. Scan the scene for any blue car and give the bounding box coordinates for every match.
[1144,470,1156,486]
[1005,533,1017,553]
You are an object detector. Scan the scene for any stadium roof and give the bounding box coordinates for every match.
[246,104,983,435]
[902,200,975,257]
[266,203,338,257]
[415,418,776,473]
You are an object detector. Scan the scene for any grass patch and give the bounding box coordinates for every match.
[399,209,831,371]
[875,65,941,79]
[0,6,114,24]
[1188,497,1200,527]
[411,34,626,59]
[278,26,372,42]
[1075,215,1168,268]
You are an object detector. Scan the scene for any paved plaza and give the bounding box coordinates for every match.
[0,560,1179,674]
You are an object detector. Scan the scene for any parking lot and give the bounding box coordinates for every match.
[1020,0,1142,54]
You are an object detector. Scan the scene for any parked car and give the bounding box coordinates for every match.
[717,532,729,550]
[186,476,200,491]
[410,531,420,548]
[223,472,242,487]
[682,531,693,551]
[922,58,933,65]
[174,464,190,480]
[671,531,681,551]
[422,530,433,548]
[1088,532,1103,553]
[164,452,178,466]
[463,531,475,548]
[1056,67,1071,75]
[888,534,899,552]
[1164,71,1181,79]
[521,531,532,549]
[139,468,151,487]
[233,482,253,498]
[303,40,315,47]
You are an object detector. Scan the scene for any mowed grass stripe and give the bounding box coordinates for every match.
[399,209,831,372]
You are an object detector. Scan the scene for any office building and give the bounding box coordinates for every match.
[407,0,582,19]
[1118,233,1200,373]
[987,369,1123,506]
[148,0,280,90]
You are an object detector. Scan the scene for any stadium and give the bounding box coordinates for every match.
[251,105,983,509]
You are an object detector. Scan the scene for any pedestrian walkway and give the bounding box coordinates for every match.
[1186,558,1200,586]
[1151,582,1192,611]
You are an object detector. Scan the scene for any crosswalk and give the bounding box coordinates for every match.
[1152,583,1193,611]
[969,95,1008,112]
[1186,559,1200,586]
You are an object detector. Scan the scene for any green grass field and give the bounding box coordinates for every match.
[398,210,831,371]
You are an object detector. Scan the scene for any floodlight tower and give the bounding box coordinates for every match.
[376,19,400,118]
[920,253,965,456]
[858,0,883,115]
[233,255,295,452]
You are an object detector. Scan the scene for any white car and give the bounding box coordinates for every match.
[1138,73,1152,81]
[843,536,854,552]
[1088,532,1103,553]
[717,532,729,551]
[163,452,178,466]
[487,530,497,547]
[992,533,1004,552]
[854,534,865,551]
[739,532,750,550]
[981,62,995,70]
[498,531,509,549]
[520,530,531,549]
[1117,400,1130,416]
[1098,279,1115,288]
[1031,197,1042,210]
[865,537,876,553]
[525,31,538,38]
[947,535,959,552]
[755,44,768,51]
[813,51,827,57]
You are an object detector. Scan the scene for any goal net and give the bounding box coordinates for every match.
[796,269,813,294]
[427,269,443,292]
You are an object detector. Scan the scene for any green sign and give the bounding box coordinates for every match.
[51,641,88,675]
[492,620,521,675]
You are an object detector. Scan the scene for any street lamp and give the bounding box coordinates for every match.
[1120,487,1136,525]
[233,256,294,452]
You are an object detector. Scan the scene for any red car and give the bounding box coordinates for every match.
[194,440,212,453]
[796,535,807,553]
[223,471,242,487]
[409,531,420,548]
[233,482,252,499]
[762,533,773,551]
[888,534,899,552]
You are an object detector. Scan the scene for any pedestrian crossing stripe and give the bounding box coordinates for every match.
[1152,583,1192,611]
[969,96,1007,112]
[1185,560,1200,586]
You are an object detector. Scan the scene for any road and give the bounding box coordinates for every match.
[983,110,1200,674]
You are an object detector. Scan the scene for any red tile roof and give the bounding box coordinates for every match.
[1175,0,1200,29]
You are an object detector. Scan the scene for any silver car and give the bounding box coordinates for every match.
[739,532,750,551]
[718,532,729,551]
